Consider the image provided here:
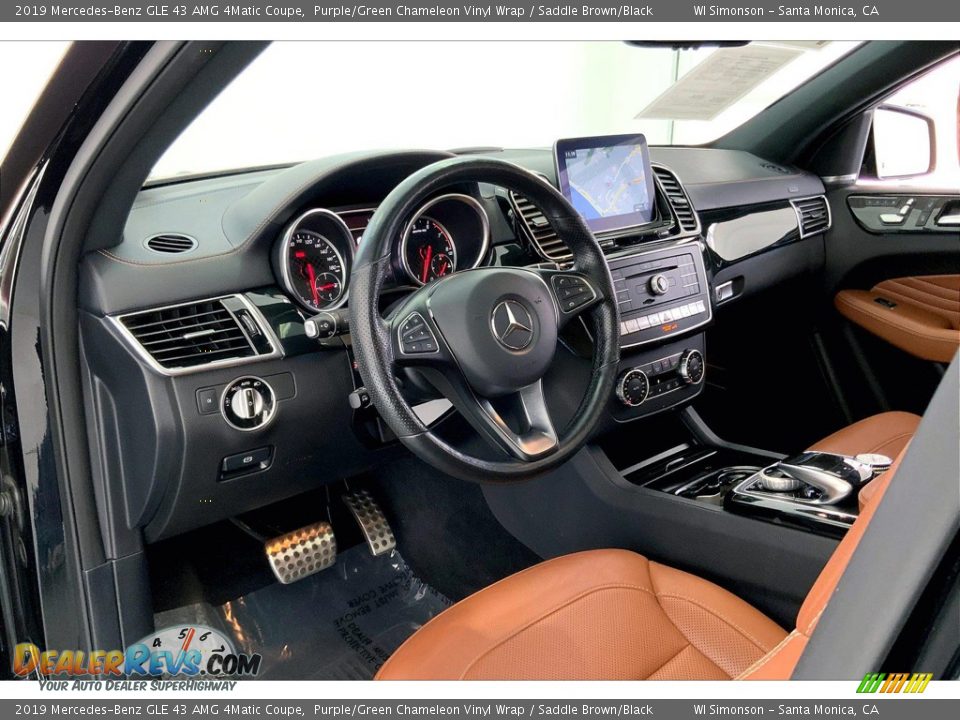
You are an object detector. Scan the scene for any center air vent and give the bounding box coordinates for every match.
[790,196,832,238]
[116,296,276,373]
[508,190,573,263]
[652,165,700,235]
[144,233,197,254]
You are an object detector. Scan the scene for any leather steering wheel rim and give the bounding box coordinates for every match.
[349,157,620,482]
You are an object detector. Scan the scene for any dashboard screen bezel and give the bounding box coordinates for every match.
[554,133,658,235]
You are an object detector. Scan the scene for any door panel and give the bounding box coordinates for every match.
[817,184,959,418]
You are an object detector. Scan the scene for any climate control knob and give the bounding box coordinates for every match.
[221,376,276,431]
[616,368,650,407]
[678,349,705,385]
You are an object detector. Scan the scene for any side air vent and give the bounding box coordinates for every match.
[116,296,277,373]
[652,165,700,235]
[508,190,573,263]
[144,233,197,254]
[790,196,832,238]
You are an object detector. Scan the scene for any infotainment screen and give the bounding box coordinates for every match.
[555,133,657,234]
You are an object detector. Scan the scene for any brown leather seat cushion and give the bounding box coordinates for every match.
[807,410,920,460]
[376,549,787,680]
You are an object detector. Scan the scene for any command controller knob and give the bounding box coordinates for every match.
[616,368,650,407]
[649,274,670,295]
[678,349,705,385]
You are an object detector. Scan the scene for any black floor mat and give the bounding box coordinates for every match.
[155,545,450,680]
[363,454,542,602]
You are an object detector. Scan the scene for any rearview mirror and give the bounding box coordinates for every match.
[872,104,936,179]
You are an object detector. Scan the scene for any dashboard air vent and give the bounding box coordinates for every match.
[652,165,700,235]
[145,233,197,254]
[791,196,832,238]
[118,297,268,371]
[508,191,573,264]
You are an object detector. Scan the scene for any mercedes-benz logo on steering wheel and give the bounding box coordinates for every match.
[491,300,534,351]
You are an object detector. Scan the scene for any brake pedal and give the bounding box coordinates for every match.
[342,489,396,556]
[264,521,336,584]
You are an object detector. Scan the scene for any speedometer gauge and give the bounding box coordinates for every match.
[285,230,345,311]
[276,209,354,313]
[402,217,457,285]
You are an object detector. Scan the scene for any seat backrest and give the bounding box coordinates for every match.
[739,450,905,679]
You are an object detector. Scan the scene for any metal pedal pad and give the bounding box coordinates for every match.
[342,489,396,557]
[264,521,336,585]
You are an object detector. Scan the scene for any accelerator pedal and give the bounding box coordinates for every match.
[264,521,337,585]
[342,489,396,557]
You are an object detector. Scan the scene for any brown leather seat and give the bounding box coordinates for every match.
[808,410,920,459]
[376,419,913,681]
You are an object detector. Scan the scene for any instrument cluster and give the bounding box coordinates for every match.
[274,194,490,313]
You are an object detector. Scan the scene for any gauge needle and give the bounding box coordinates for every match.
[316,283,336,292]
[306,263,320,306]
[421,245,433,284]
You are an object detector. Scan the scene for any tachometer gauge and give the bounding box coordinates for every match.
[285,230,346,311]
[402,217,457,285]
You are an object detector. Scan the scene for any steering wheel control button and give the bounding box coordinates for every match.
[616,368,650,407]
[399,312,439,355]
[551,274,597,313]
[491,300,535,351]
[221,376,277,431]
[678,349,705,385]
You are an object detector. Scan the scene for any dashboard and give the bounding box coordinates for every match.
[77,144,829,542]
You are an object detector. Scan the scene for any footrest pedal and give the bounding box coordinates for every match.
[342,489,396,557]
[264,521,336,584]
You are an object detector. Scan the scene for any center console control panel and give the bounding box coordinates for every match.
[609,243,712,348]
[610,334,706,421]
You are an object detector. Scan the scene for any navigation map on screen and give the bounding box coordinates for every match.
[556,134,657,234]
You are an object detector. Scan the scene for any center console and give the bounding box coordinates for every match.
[618,426,893,537]
[604,242,712,422]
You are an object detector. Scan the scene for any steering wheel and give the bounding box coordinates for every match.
[350,157,620,482]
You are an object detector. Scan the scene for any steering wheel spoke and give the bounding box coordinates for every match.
[440,377,559,461]
[535,268,603,327]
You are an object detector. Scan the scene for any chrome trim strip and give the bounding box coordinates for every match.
[790,194,833,239]
[399,193,491,287]
[108,294,284,377]
[820,174,858,184]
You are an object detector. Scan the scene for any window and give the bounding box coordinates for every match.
[866,55,960,188]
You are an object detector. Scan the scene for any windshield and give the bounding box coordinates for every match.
[150,41,860,181]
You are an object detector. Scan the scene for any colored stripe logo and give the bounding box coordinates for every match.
[857,672,932,693]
